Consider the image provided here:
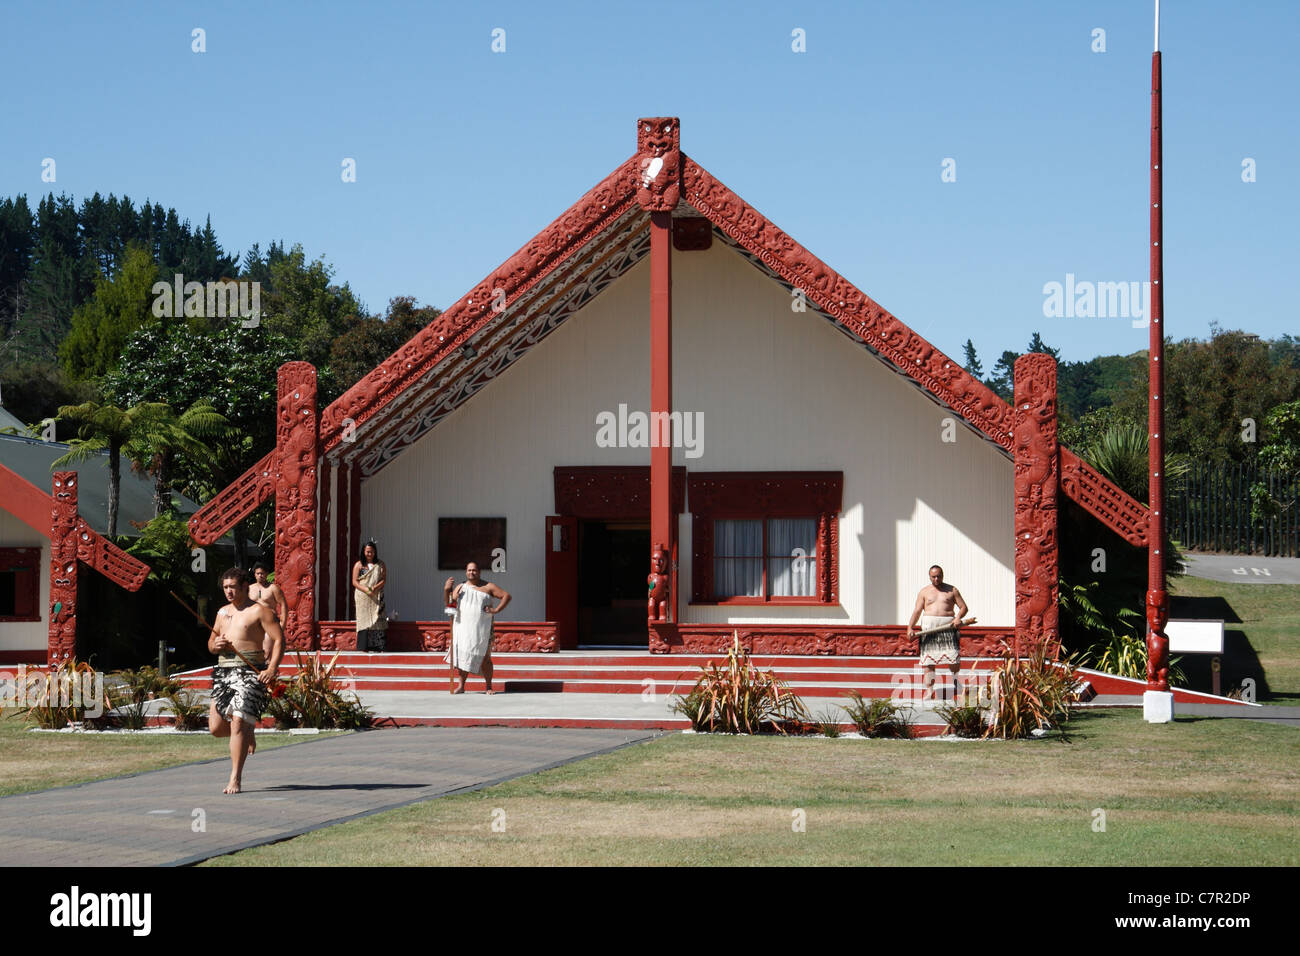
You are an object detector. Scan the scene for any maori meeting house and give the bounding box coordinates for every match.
[3,118,1162,699]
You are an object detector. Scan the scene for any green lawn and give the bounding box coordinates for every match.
[205,709,1300,867]
[1170,575,1300,704]
[0,711,346,796]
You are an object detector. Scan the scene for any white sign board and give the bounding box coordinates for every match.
[1166,619,1224,654]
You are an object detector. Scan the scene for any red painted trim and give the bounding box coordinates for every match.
[0,650,47,664]
[553,466,685,518]
[688,472,843,516]
[1013,355,1059,655]
[0,462,52,537]
[650,623,1015,657]
[319,620,559,654]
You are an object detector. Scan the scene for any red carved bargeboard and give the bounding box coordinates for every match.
[1013,355,1060,655]
[649,623,1014,658]
[318,621,558,654]
[188,450,276,546]
[679,155,1149,549]
[318,158,641,454]
[74,519,149,591]
[1059,448,1149,547]
[276,363,318,650]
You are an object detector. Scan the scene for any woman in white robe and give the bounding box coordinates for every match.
[443,562,511,694]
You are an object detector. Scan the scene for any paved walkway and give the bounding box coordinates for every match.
[0,727,658,867]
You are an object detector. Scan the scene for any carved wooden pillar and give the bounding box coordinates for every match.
[638,116,681,625]
[318,458,333,621]
[348,464,361,621]
[275,362,319,650]
[334,462,350,620]
[48,472,80,665]
[1013,354,1059,656]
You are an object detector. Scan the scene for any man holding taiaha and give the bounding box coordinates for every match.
[249,562,286,661]
[907,565,969,700]
[208,567,283,794]
[443,562,510,694]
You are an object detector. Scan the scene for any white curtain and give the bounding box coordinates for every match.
[713,519,763,597]
[768,518,817,597]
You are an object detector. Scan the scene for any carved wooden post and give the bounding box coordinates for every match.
[638,117,681,628]
[318,458,332,621]
[1013,354,1059,656]
[275,362,319,650]
[48,472,80,665]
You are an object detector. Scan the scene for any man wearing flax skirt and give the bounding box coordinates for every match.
[906,565,969,701]
[209,567,283,794]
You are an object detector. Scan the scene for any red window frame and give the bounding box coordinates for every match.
[0,547,42,622]
[689,472,842,606]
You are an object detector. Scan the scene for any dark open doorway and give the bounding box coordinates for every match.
[578,519,649,647]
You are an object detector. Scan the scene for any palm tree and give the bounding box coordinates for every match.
[126,401,229,516]
[53,401,173,536]
[1082,420,1191,504]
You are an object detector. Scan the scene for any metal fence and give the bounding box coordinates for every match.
[1168,462,1299,557]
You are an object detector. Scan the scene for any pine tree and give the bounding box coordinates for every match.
[962,338,983,378]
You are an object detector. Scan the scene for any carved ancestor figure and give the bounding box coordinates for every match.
[1146,590,1170,690]
[647,545,669,622]
[636,118,681,212]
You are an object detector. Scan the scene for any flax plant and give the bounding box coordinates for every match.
[274,652,372,729]
[672,635,809,735]
[13,658,111,729]
[984,642,1080,740]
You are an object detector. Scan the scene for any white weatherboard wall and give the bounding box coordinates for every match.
[363,241,1015,627]
[0,510,47,652]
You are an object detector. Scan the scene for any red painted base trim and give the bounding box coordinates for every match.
[0,650,48,665]
[318,621,559,653]
[650,623,1017,657]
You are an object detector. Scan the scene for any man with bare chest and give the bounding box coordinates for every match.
[249,562,287,661]
[208,567,283,794]
[907,565,969,700]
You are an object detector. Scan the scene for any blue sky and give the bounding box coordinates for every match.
[2,0,1296,365]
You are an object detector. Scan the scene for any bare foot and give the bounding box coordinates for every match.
[247,739,256,756]
[485,688,497,695]
[451,683,465,695]
[223,778,242,794]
